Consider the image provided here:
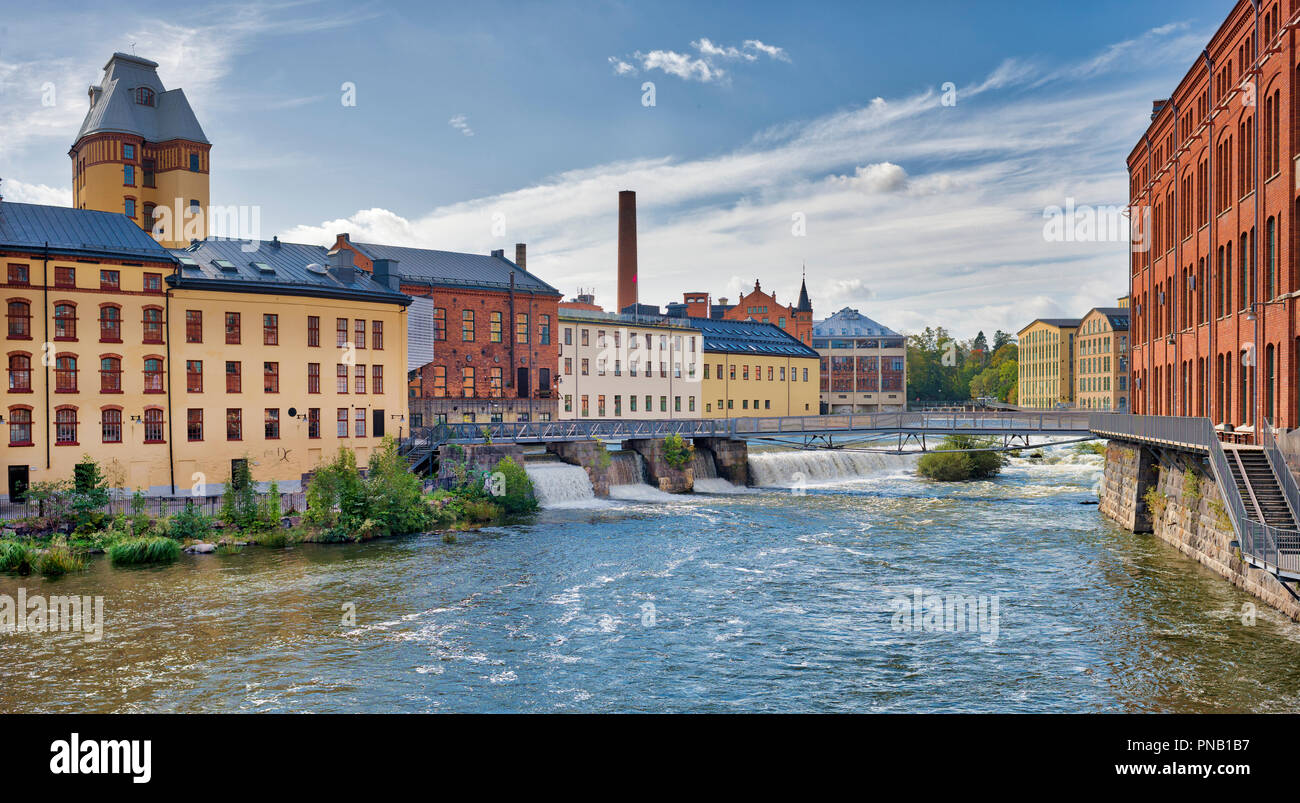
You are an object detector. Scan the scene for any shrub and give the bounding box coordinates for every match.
[1072,441,1107,456]
[252,529,290,548]
[1183,468,1201,502]
[0,541,34,573]
[256,481,283,530]
[108,536,181,566]
[662,434,694,470]
[1142,487,1169,520]
[917,435,1008,481]
[364,436,432,535]
[71,458,111,528]
[33,538,87,577]
[487,457,538,516]
[169,499,213,542]
[27,480,74,531]
[220,459,260,530]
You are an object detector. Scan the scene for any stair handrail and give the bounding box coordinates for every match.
[1257,419,1300,529]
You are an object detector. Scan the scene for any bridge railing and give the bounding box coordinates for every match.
[733,410,1091,435]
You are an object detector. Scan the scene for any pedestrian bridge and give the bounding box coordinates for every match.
[412,410,1092,447]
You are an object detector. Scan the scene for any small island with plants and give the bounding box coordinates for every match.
[0,436,537,578]
[916,435,1009,481]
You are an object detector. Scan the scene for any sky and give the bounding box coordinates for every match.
[0,0,1233,339]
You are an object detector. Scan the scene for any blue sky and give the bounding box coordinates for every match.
[0,0,1231,337]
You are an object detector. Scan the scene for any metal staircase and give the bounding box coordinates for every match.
[1224,446,1298,529]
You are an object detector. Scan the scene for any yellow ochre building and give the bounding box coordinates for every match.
[1016,318,1080,410]
[693,318,820,418]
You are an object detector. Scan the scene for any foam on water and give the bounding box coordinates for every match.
[608,483,680,503]
[524,463,602,508]
[748,448,916,487]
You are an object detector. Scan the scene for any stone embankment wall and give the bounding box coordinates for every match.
[435,443,526,488]
[546,440,612,497]
[1100,440,1300,620]
[622,439,693,493]
[693,438,749,486]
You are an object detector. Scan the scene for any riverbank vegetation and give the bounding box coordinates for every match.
[0,437,538,577]
[916,435,1009,481]
[907,327,1019,403]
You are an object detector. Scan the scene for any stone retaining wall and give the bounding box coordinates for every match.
[622,438,693,493]
[693,438,749,486]
[435,443,526,489]
[545,440,612,497]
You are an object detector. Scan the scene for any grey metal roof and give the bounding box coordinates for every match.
[350,240,559,295]
[169,238,409,305]
[687,317,820,358]
[1019,318,1082,332]
[1084,307,1130,331]
[0,201,172,260]
[813,307,900,338]
[75,53,208,145]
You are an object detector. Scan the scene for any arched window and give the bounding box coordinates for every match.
[100,304,121,341]
[8,407,32,446]
[142,307,163,344]
[101,408,122,443]
[54,354,77,393]
[7,353,31,392]
[100,356,122,392]
[54,407,78,445]
[6,300,30,339]
[1266,216,1277,300]
[1266,343,1277,425]
[143,408,164,443]
[53,302,77,340]
[143,357,164,393]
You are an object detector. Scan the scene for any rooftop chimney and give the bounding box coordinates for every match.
[617,190,637,314]
[515,243,527,271]
[329,248,356,284]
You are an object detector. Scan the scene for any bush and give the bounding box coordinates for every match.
[916,435,1008,481]
[306,447,366,530]
[169,499,213,542]
[33,538,87,577]
[487,457,538,516]
[364,436,432,535]
[251,529,289,548]
[0,541,35,573]
[662,434,694,470]
[108,537,181,566]
[26,480,74,531]
[71,458,111,528]
[220,459,260,530]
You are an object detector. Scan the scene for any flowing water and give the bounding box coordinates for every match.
[6,445,1300,713]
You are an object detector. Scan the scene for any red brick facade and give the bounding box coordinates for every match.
[1130,1,1298,435]
[719,280,813,346]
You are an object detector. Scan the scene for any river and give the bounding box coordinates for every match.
[4,445,1300,713]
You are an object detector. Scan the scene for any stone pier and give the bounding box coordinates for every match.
[693,437,749,486]
[435,443,526,488]
[1099,439,1300,620]
[546,440,612,497]
[622,438,693,493]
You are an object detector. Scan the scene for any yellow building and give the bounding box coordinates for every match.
[1,202,410,500]
[1016,318,1079,409]
[70,53,210,248]
[1075,307,1130,411]
[692,318,820,418]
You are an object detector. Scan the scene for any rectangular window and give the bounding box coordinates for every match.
[100,270,119,290]
[432,366,446,398]
[516,313,529,344]
[337,408,349,437]
[564,395,572,412]
[371,320,383,350]
[185,310,202,343]
[581,395,589,417]
[99,357,120,392]
[540,315,551,345]
[372,364,383,394]
[263,314,278,345]
[434,308,446,341]
[307,408,320,439]
[675,396,681,412]
[55,266,75,288]
[462,310,475,341]
[264,408,280,439]
[187,409,203,442]
[100,409,121,444]
[143,409,164,443]
[226,361,241,393]
[337,363,348,393]
[564,328,572,346]
[186,359,202,392]
[660,396,668,413]
[355,364,366,394]
[308,363,320,394]
[462,366,475,398]
[307,315,320,347]
[336,317,349,347]
[630,395,637,412]
[225,312,240,344]
[8,264,29,285]
[55,408,78,444]
[355,409,367,438]
[597,395,606,416]
[490,311,503,343]
[123,165,134,185]
[355,319,367,349]
[143,273,161,293]
[123,144,134,160]
[264,362,279,393]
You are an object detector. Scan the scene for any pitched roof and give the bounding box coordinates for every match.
[0,201,173,261]
[349,240,559,295]
[813,307,900,338]
[1017,317,1081,334]
[796,276,812,312]
[74,53,208,145]
[1083,307,1130,331]
[169,238,409,305]
[687,317,819,358]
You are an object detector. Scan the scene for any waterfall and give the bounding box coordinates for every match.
[691,448,718,479]
[524,463,600,508]
[609,483,679,502]
[694,478,753,494]
[747,449,915,487]
[609,451,646,486]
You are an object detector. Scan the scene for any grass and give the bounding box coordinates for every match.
[107,536,181,566]
[0,540,35,573]
[1072,441,1107,456]
[31,538,87,577]
[251,529,290,548]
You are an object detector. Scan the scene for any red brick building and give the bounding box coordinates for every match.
[1129,1,1298,436]
[330,234,561,424]
[681,277,814,346]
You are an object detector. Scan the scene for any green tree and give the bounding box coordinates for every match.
[917,435,1009,481]
[365,436,432,534]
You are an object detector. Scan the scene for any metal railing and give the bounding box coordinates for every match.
[1089,412,1300,578]
[0,491,307,524]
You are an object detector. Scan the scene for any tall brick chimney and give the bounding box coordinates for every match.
[617,190,637,313]
[515,243,527,270]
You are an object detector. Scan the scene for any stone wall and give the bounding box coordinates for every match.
[546,440,612,497]
[1100,439,1300,621]
[435,443,526,488]
[693,437,749,486]
[622,438,693,493]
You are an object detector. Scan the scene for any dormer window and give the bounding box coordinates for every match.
[135,87,155,106]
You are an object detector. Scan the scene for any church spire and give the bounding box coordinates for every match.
[796,265,812,313]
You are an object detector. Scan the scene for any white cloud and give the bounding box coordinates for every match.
[743,39,790,62]
[608,57,637,76]
[1,179,70,206]
[828,162,908,193]
[636,49,723,83]
[449,114,474,137]
[611,37,791,84]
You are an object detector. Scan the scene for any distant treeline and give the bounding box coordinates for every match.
[906,328,1018,403]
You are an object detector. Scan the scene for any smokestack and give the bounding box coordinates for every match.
[515,243,526,271]
[617,190,637,313]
